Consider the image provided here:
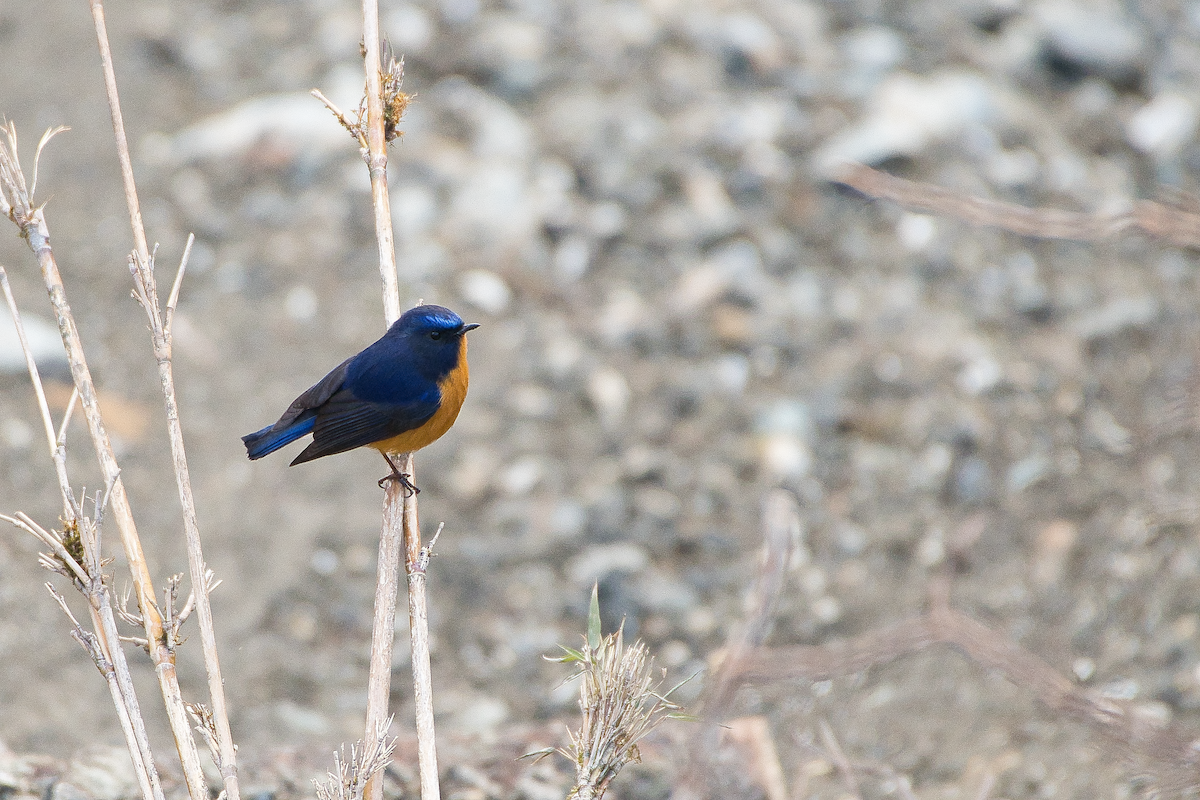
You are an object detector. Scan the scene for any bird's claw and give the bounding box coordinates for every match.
[379,470,420,495]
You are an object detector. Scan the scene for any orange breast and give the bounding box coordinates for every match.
[371,336,470,456]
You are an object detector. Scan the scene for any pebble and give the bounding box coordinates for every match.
[586,367,631,429]
[167,94,350,163]
[1035,1,1147,84]
[567,542,650,586]
[458,269,512,315]
[1127,92,1198,157]
[382,4,436,54]
[284,284,318,322]
[813,71,995,176]
[449,695,510,735]
[64,748,138,800]
[274,701,330,736]
[499,455,543,496]
[0,306,68,378]
[1007,453,1051,494]
[1032,519,1077,586]
[1085,407,1133,455]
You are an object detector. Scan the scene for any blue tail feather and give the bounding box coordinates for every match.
[242,417,315,460]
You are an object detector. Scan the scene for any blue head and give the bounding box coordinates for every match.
[383,304,479,381]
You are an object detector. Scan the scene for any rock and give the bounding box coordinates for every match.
[284,285,318,322]
[1035,0,1146,84]
[813,71,995,175]
[458,269,512,315]
[499,455,543,496]
[1127,92,1198,157]
[586,367,631,429]
[0,306,68,378]
[166,94,351,163]
[567,542,650,586]
[1032,519,1077,586]
[1070,296,1159,341]
[1007,453,1051,494]
[64,747,138,800]
[449,695,510,735]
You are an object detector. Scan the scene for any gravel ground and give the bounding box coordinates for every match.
[3,0,1200,797]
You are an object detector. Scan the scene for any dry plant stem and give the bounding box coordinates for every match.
[673,491,798,800]
[356,2,437,800]
[136,243,241,799]
[90,0,240,792]
[361,0,401,326]
[839,163,1200,247]
[0,270,164,800]
[51,583,160,800]
[736,583,1200,792]
[0,268,75,519]
[89,0,149,264]
[18,200,199,793]
[402,455,439,800]
[362,472,407,800]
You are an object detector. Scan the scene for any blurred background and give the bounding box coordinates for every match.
[2,0,1200,796]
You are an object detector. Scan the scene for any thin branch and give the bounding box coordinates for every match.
[0,267,58,455]
[29,126,69,203]
[88,1,240,793]
[164,233,193,338]
[314,717,398,800]
[57,386,78,444]
[818,720,861,800]
[350,5,428,800]
[672,491,799,800]
[838,163,1200,249]
[734,591,1200,793]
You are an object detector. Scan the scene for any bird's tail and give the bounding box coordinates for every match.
[242,417,315,460]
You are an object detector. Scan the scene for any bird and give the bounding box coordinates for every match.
[242,304,479,493]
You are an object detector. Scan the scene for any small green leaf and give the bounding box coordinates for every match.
[587,582,602,650]
[547,645,585,663]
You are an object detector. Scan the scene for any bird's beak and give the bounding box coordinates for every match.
[459,323,481,334]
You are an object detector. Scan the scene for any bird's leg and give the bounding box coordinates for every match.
[378,451,420,495]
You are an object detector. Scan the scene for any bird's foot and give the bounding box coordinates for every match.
[378,470,420,495]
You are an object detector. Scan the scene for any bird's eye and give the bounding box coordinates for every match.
[429,331,442,341]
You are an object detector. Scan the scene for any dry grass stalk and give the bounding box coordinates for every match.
[672,491,799,800]
[314,8,434,800]
[735,578,1200,793]
[313,718,398,800]
[0,267,164,800]
[838,163,1200,248]
[88,1,240,794]
[550,587,682,800]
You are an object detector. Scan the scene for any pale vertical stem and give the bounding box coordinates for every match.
[402,457,438,800]
[360,1,437,799]
[361,0,400,326]
[362,474,407,800]
[89,2,240,794]
[88,0,149,265]
[89,595,166,800]
[157,353,240,800]
[2,267,163,800]
[29,215,205,800]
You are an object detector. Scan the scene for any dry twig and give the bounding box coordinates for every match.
[735,580,1200,793]
[0,266,164,800]
[314,717,398,800]
[673,490,799,798]
[89,0,240,793]
[838,163,1200,248]
[316,9,434,800]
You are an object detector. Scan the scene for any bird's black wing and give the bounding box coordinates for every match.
[269,356,355,432]
[289,386,439,465]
